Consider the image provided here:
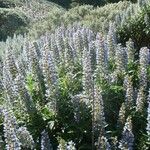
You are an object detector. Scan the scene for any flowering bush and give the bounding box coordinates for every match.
[117,0,150,49]
[0,22,150,149]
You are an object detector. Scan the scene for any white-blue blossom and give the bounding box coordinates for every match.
[2,108,21,150]
[119,116,134,150]
[146,90,150,141]
[41,130,53,150]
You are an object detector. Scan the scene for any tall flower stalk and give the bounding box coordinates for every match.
[41,43,59,113]
[82,47,93,106]
[139,47,149,89]
[1,108,21,150]
[146,90,150,142]
[119,116,134,150]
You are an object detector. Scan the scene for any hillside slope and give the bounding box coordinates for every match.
[29,1,132,38]
[0,0,65,41]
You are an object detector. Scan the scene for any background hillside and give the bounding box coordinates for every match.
[0,0,137,40]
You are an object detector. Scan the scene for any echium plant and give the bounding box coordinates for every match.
[17,126,35,149]
[27,42,39,72]
[82,47,93,106]
[64,37,74,67]
[89,41,96,71]
[107,22,117,62]
[126,38,135,63]
[136,87,145,112]
[124,75,134,110]
[139,47,149,89]
[1,107,35,150]
[1,24,150,149]
[95,33,108,77]
[97,135,111,150]
[29,41,46,97]
[41,43,59,112]
[71,94,88,123]
[58,140,76,150]
[146,90,150,142]
[73,30,84,63]
[14,73,37,115]
[41,130,53,150]
[2,66,18,106]
[50,34,60,64]
[1,108,21,150]
[93,86,110,149]
[93,86,106,135]
[81,28,89,49]
[26,41,45,98]
[115,44,127,74]
[4,46,18,79]
[117,102,126,130]
[55,27,65,63]
[119,116,134,150]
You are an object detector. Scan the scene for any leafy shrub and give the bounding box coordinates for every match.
[117,1,150,49]
[0,0,21,8]
[69,1,131,32]
[29,7,66,38]
[0,8,29,41]
[48,0,137,8]
[49,0,72,8]
[19,0,65,22]
[30,1,131,38]
[0,0,66,41]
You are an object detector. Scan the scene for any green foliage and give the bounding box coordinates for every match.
[0,0,66,41]
[71,1,130,32]
[100,78,125,130]
[29,7,65,38]
[22,60,92,149]
[0,8,29,41]
[49,0,72,8]
[30,1,130,38]
[117,4,150,49]
[0,0,21,8]
[70,0,106,7]
[48,0,136,8]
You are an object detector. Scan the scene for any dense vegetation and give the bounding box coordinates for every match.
[0,8,29,41]
[0,0,150,150]
[49,0,137,8]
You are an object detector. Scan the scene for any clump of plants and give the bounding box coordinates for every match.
[117,0,150,49]
[0,23,149,149]
[30,1,132,37]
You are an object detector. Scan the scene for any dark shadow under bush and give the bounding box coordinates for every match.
[0,8,29,41]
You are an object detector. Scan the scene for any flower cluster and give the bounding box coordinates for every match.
[119,116,134,150]
[0,23,150,149]
[2,108,21,150]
